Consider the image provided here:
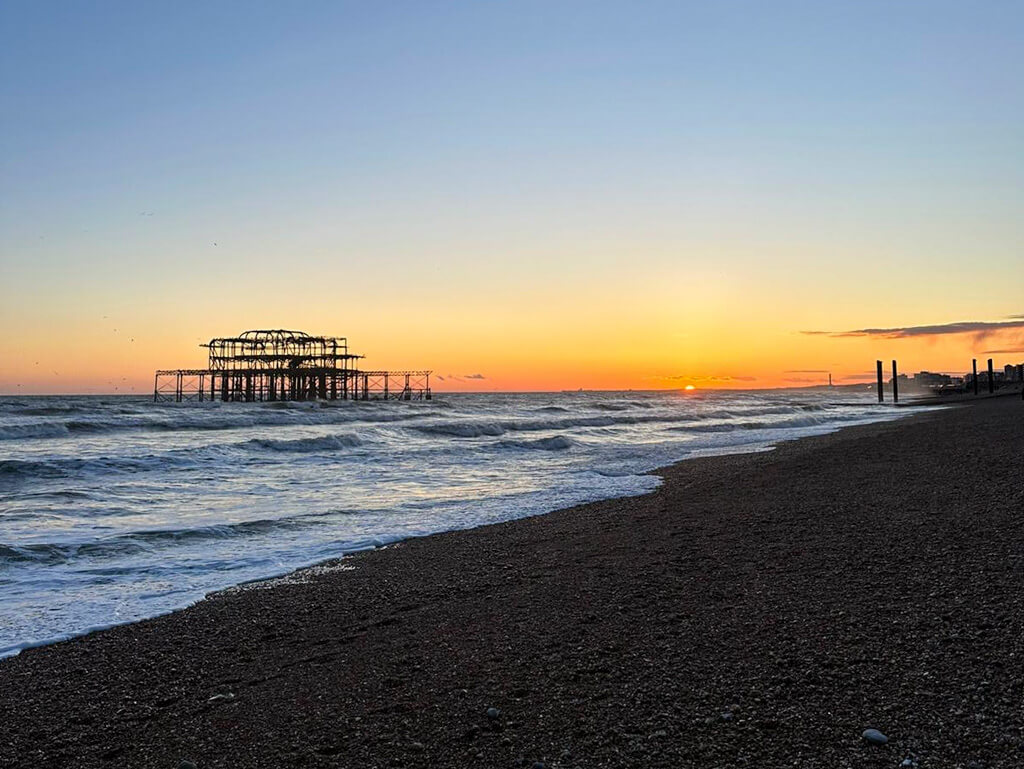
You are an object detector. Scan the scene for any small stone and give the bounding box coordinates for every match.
[720,711,734,722]
[531,763,545,769]
[409,742,425,752]
[487,707,501,719]
[207,692,235,703]
[862,728,888,745]
[179,762,197,769]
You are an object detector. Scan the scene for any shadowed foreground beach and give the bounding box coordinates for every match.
[2,396,1022,768]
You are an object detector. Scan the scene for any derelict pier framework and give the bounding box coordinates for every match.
[154,330,431,402]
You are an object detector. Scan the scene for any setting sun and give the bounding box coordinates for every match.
[684,385,696,391]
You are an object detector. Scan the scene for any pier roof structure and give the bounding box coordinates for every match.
[155,329,430,403]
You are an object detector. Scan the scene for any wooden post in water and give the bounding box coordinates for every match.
[973,359,979,396]
[987,358,994,394]
[876,360,884,402]
[891,360,899,404]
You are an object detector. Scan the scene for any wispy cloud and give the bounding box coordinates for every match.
[802,315,1024,340]
[656,374,758,383]
[982,349,1024,355]
[463,373,486,380]
[784,369,828,374]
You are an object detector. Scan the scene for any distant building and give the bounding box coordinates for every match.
[913,371,953,387]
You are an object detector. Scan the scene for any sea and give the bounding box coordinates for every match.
[0,389,917,658]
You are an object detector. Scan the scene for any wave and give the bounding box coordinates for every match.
[246,434,363,452]
[0,510,353,566]
[668,412,867,434]
[0,423,71,441]
[497,435,575,451]
[0,453,202,482]
[415,421,509,438]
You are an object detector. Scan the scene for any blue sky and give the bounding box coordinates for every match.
[1,1,1022,391]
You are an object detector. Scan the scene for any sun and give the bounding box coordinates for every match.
[684,384,696,391]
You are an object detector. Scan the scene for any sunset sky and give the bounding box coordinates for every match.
[2,2,1022,393]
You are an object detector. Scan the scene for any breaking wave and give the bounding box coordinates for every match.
[0,510,354,566]
[246,434,363,452]
[496,435,575,451]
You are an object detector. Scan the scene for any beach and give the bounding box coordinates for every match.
[2,395,1022,767]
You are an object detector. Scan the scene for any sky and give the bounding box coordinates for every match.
[1,1,1022,393]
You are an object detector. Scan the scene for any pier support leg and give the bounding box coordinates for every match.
[988,358,994,394]
[876,360,884,403]
[891,360,899,404]
[973,359,979,396]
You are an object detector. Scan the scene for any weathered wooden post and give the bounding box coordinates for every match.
[891,360,899,404]
[153,373,159,402]
[876,360,884,402]
[973,359,979,396]
[987,358,994,394]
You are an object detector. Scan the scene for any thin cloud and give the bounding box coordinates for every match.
[463,373,486,380]
[801,316,1024,340]
[784,369,828,374]
[656,374,758,383]
[982,349,1024,355]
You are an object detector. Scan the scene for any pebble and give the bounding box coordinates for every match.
[487,707,501,719]
[179,762,197,769]
[862,728,888,745]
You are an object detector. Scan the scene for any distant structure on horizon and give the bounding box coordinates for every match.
[154,329,431,403]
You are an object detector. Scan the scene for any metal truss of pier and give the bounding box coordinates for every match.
[154,329,431,403]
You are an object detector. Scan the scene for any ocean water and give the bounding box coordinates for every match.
[0,389,916,657]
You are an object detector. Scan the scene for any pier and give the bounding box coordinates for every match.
[154,329,431,402]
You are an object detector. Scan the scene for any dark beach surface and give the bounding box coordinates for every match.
[2,396,1022,768]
